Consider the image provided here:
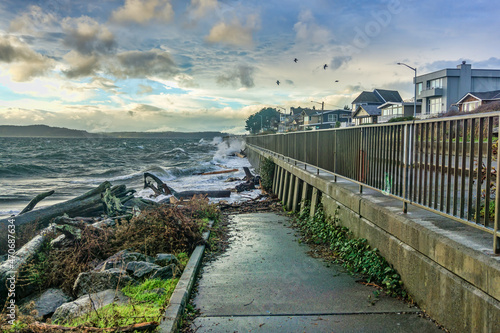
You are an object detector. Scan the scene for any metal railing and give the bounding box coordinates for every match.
[246,112,500,253]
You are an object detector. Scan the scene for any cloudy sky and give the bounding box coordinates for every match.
[0,0,499,133]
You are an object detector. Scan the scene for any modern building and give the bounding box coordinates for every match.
[377,101,421,123]
[455,90,500,112]
[415,62,500,116]
[351,89,403,125]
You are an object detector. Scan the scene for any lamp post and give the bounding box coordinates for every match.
[397,62,417,117]
[310,101,325,125]
[397,62,417,213]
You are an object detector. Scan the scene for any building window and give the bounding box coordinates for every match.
[382,105,403,116]
[427,78,443,89]
[429,97,443,114]
[417,83,423,95]
[328,114,337,122]
[463,101,480,112]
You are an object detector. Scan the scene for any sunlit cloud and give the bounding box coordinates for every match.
[206,14,260,47]
[111,0,174,24]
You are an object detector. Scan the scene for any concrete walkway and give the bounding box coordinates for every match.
[190,213,443,333]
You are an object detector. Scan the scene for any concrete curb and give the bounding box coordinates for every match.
[158,221,213,333]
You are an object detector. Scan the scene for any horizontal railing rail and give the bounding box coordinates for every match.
[246,112,500,254]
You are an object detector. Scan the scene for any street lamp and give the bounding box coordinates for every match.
[310,101,325,125]
[397,62,417,117]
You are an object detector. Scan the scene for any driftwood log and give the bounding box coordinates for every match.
[0,225,55,300]
[144,172,231,199]
[0,182,142,227]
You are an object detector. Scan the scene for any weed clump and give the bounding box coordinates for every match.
[294,202,407,299]
[112,204,204,257]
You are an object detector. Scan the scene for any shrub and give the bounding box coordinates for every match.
[259,157,276,192]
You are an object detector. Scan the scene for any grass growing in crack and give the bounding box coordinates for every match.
[62,278,178,328]
[294,201,408,299]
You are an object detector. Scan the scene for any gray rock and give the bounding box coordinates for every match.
[52,289,129,324]
[73,268,136,297]
[150,264,178,280]
[125,261,162,279]
[94,250,154,272]
[154,253,179,267]
[19,288,72,318]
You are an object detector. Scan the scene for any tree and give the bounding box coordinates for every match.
[245,108,280,134]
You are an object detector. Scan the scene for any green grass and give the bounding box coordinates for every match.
[62,278,178,328]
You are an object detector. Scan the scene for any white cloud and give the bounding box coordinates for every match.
[206,14,260,47]
[189,0,218,19]
[111,0,174,24]
[9,5,57,34]
[294,10,333,45]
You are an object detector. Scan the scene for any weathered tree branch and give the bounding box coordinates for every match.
[19,190,55,215]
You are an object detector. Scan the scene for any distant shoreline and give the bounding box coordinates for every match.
[0,125,228,139]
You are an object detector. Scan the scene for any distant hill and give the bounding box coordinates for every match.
[0,125,228,139]
[0,125,103,138]
[105,131,228,139]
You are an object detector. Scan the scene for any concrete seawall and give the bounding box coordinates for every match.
[246,144,500,333]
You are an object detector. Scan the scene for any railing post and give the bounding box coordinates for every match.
[317,131,320,175]
[403,123,410,213]
[334,130,337,182]
[494,117,500,253]
[359,127,363,193]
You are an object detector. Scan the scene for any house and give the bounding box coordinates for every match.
[300,109,318,129]
[455,90,500,112]
[352,105,381,125]
[377,101,421,123]
[415,62,500,116]
[308,109,352,129]
[351,89,403,125]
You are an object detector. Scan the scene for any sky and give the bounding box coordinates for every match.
[0,0,499,134]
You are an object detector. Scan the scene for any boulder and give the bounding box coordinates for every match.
[52,289,129,324]
[150,264,178,280]
[125,261,162,279]
[73,268,136,297]
[154,253,179,267]
[19,288,72,319]
[93,249,154,272]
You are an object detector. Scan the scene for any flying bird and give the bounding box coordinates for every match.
[335,80,339,82]
[294,58,298,63]
[276,80,280,85]
[323,64,328,70]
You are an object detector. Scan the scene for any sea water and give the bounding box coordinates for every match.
[0,136,258,218]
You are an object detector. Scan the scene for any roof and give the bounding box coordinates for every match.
[313,109,352,116]
[353,105,381,117]
[374,89,403,103]
[377,101,422,109]
[456,90,500,104]
[301,109,317,116]
[352,91,383,104]
[351,89,402,105]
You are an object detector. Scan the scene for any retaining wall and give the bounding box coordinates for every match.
[247,145,500,333]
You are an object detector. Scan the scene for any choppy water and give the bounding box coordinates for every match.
[0,136,256,218]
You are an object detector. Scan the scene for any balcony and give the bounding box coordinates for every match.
[418,87,443,98]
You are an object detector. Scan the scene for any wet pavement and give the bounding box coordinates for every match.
[190,213,443,332]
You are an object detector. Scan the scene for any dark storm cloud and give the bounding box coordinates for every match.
[216,64,255,88]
